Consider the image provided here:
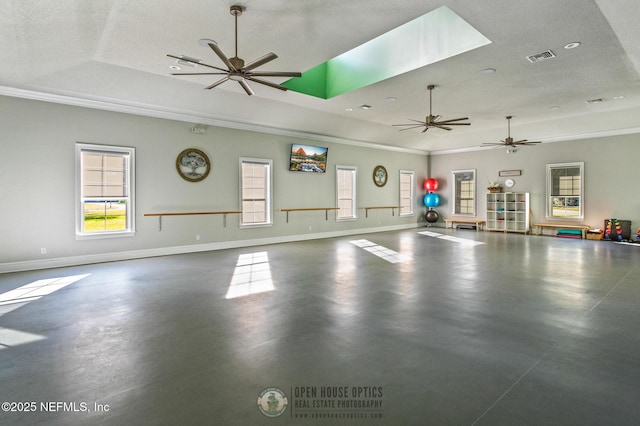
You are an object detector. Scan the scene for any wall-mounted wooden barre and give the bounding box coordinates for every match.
[143,211,242,231]
[361,206,401,218]
[279,207,340,223]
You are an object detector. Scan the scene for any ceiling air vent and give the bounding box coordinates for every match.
[585,98,605,104]
[526,50,556,63]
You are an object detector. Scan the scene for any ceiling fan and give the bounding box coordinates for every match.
[393,85,471,132]
[482,116,542,147]
[167,5,301,96]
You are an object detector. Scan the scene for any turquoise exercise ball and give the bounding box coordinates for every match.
[424,193,440,208]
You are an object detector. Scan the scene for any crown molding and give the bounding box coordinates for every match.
[0,86,430,156]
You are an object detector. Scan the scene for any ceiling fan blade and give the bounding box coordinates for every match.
[249,71,302,77]
[438,117,469,122]
[437,117,471,124]
[205,77,229,90]
[482,142,507,146]
[421,127,429,133]
[437,122,471,126]
[396,125,426,131]
[246,77,288,91]
[238,79,255,96]
[515,141,542,145]
[208,43,237,71]
[433,124,453,131]
[167,54,229,72]
[171,72,228,76]
[243,52,278,72]
[393,120,427,127]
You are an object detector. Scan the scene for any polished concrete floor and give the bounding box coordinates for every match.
[1,228,639,425]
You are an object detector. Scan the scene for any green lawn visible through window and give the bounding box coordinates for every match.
[83,201,127,232]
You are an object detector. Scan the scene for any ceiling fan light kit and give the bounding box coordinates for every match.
[167,5,301,95]
[393,85,471,133]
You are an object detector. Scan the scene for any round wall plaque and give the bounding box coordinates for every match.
[176,148,211,182]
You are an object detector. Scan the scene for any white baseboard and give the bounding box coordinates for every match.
[0,223,425,273]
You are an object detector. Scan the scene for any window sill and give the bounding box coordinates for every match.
[336,217,358,222]
[240,223,273,229]
[76,231,136,240]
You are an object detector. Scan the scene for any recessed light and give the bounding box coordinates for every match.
[564,42,581,49]
[613,95,625,100]
[359,104,372,110]
[384,97,397,102]
[170,65,181,71]
[547,105,561,111]
[345,108,354,112]
[198,38,217,47]
[479,68,496,75]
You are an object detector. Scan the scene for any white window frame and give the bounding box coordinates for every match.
[399,170,415,217]
[546,161,584,219]
[336,165,357,221]
[240,157,273,227]
[75,143,135,239]
[451,169,476,216]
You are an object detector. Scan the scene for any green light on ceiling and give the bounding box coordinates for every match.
[282,6,491,99]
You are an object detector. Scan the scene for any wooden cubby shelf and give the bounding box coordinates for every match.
[486,192,531,234]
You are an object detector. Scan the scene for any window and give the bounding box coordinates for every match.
[76,143,135,238]
[399,170,415,216]
[336,166,357,220]
[546,162,584,219]
[240,158,272,226]
[452,169,476,215]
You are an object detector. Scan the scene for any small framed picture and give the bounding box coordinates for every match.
[499,170,521,177]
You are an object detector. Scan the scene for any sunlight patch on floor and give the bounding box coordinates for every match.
[0,274,90,349]
[349,239,411,263]
[225,252,275,299]
[418,231,485,246]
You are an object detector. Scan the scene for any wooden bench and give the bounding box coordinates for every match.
[444,218,486,231]
[532,223,590,238]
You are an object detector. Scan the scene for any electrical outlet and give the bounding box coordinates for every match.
[196,234,201,241]
[40,248,47,254]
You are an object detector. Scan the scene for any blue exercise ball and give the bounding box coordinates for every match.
[424,193,440,208]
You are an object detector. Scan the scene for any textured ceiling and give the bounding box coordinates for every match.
[1,0,640,153]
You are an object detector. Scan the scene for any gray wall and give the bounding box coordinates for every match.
[3,94,639,272]
[429,134,640,230]
[0,96,429,271]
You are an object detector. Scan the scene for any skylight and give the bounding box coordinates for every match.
[283,6,491,99]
